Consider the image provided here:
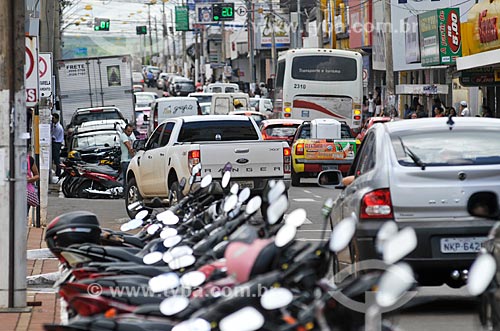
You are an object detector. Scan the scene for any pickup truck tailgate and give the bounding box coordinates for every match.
[200,141,285,179]
[304,139,357,161]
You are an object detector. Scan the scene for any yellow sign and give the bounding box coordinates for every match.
[462,0,500,56]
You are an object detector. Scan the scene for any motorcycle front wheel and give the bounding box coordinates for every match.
[75,179,92,199]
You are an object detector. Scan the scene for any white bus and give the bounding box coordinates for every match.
[274,49,363,131]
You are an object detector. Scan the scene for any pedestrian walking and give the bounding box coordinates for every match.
[119,124,136,186]
[51,113,64,177]
[367,92,375,118]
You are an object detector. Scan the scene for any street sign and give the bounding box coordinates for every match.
[25,36,39,107]
[212,3,234,21]
[236,6,247,16]
[39,53,53,98]
[136,26,147,35]
[175,6,189,31]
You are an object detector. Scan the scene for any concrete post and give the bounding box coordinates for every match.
[38,99,52,227]
[0,0,28,309]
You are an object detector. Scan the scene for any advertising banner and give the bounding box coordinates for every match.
[461,1,500,56]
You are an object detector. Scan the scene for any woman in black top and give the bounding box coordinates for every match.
[27,155,40,216]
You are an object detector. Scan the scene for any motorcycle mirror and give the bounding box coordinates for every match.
[149,272,180,293]
[383,227,417,265]
[376,262,415,307]
[157,210,180,225]
[267,194,289,225]
[260,287,293,310]
[245,196,262,215]
[163,235,182,248]
[143,251,163,265]
[120,223,131,232]
[201,174,212,188]
[170,245,194,258]
[224,194,239,213]
[329,216,357,253]
[321,198,335,219]
[285,208,307,227]
[172,318,211,331]
[230,183,239,195]
[192,163,202,176]
[136,210,149,220]
[267,180,286,204]
[163,252,174,264]
[127,201,142,211]
[376,221,398,255]
[160,227,178,239]
[180,271,207,288]
[147,223,161,235]
[160,296,190,316]
[169,254,196,270]
[468,253,496,296]
[238,187,251,204]
[222,171,231,189]
[219,307,265,331]
[275,224,297,248]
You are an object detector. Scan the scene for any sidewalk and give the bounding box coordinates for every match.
[3,227,61,331]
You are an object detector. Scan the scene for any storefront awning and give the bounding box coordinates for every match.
[457,48,500,71]
[395,84,449,95]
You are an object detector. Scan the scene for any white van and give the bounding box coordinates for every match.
[206,83,240,93]
[210,93,251,115]
[149,97,199,136]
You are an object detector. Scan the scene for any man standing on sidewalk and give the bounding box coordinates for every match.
[120,124,136,187]
[51,113,64,178]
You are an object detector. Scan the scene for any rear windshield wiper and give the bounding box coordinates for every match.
[398,137,426,170]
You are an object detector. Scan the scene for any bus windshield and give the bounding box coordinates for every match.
[292,56,357,81]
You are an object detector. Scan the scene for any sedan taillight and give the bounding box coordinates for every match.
[283,147,291,174]
[295,143,304,156]
[360,188,393,220]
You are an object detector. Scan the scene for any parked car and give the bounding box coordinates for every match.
[65,107,127,146]
[229,111,268,127]
[133,85,144,93]
[169,77,196,96]
[134,92,157,139]
[156,73,169,90]
[320,117,500,287]
[260,119,304,146]
[70,121,122,164]
[356,116,392,141]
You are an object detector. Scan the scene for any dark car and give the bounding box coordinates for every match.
[169,77,195,96]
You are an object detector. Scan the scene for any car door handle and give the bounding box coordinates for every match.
[235,148,249,153]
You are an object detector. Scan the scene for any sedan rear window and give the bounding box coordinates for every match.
[265,125,299,137]
[392,130,500,166]
[72,110,124,126]
[178,120,259,142]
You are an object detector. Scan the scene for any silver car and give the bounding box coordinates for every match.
[326,117,500,287]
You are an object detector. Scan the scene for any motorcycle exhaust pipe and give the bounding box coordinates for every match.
[85,189,112,196]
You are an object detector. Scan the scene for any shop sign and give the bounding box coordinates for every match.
[462,1,500,56]
[459,67,500,86]
[419,8,462,66]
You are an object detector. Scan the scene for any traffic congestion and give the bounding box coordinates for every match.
[3,1,500,331]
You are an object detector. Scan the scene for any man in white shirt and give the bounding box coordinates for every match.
[460,101,470,117]
[367,92,375,118]
[120,124,136,186]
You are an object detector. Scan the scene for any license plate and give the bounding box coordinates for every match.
[440,237,487,254]
[322,165,338,171]
[234,180,254,189]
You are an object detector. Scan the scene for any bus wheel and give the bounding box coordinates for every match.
[291,169,301,186]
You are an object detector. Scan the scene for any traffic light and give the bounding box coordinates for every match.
[94,18,110,31]
[212,3,234,22]
[136,26,147,35]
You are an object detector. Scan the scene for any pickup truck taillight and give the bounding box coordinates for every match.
[188,150,201,176]
[360,188,393,220]
[283,147,291,174]
[295,143,304,156]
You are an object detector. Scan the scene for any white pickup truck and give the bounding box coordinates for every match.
[125,115,291,215]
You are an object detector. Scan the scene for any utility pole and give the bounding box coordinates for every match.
[155,17,159,56]
[195,29,200,84]
[269,3,277,78]
[0,0,28,309]
[162,1,170,71]
[246,0,256,85]
[182,1,187,78]
[317,0,324,47]
[148,3,154,64]
[384,0,395,112]
[170,9,177,73]
[297,0,302,48]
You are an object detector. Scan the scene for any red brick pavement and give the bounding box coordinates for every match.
[1,227,61,331]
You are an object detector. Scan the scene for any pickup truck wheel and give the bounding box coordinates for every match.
[291,169,301,186]
[169,181,184,206]
[126,177,143,218]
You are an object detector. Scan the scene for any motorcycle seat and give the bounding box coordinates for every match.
[82,164,119,177]
[79,275,151,288]
[105,265,171,278]
[76,244,145,264]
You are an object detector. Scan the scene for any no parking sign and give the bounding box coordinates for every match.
[25,36,39,107]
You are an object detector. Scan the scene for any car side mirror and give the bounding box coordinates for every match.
[133,139,146,151]
[317,170,344,189]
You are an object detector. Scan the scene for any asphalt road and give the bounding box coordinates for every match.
[49,178,484,331]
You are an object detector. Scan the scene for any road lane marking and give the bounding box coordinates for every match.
[303,190,312,193]
[314,195,322,199]
[283,214,312,224]
[293,198,316,202]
